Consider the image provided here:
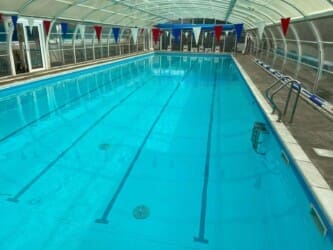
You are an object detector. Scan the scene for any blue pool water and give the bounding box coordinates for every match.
[0,53,332,250]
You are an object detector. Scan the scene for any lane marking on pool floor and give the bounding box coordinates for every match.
[95,61,197,224]
[193,62,218,244]
[6,77,154,203]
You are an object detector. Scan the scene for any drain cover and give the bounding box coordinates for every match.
[133,205,150,220]
[99,143,110,151]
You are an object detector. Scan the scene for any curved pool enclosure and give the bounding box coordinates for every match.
[1,1,333,249]
[0,53,332,249]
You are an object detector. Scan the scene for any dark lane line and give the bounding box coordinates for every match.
[95,61,197,224]
[0,63,144,143]
[7,77,151,203]
[193,62,218,244]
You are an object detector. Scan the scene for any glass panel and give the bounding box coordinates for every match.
[0,20,11,76]
[313,16,333,42]
[49,23,64,67]
[293,22,316,41]
[25,26,43,70]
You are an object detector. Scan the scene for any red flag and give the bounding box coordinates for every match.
[214,26,223,41]
[43,20,51,36]
[281,18,290,36]
[152,28,160,44]
[94,26,102,41]
[0,14,2,23]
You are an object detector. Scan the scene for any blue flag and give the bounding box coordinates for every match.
[112,27,120,43]
[172,28,181,43]
[61,22,68,37]
[234,23,243,41]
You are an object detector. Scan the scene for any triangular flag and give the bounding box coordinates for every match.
[257,21,265,40]
[61,22,68,37]
[28,17,34,34]
[172,28,181,43]
[192,27,201,45]
[0,14,2,23]
[79,24,85,40]
[225,31,229,36]
[165,30,169,37]
[281,18,290,36]
[131,27,139,44]
[112,27,120,43]
[214,26,223,41]
[94,25,102,41]
[234,23,243,41]
[43,20,51,36]
[11,16,18,28]
[152,28,160,44]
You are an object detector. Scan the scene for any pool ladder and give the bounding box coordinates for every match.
[251,122,269,155]
[265,77,301,123]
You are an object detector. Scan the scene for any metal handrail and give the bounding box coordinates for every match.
[265,76,291,121]
[265,76,301,123]
[282,80,302,123]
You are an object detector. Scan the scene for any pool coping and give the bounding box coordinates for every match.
[232,55,333,229]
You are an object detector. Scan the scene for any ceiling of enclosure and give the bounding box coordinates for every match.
[1,0,333,29]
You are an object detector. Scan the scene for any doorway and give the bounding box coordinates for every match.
[12,18,47,74]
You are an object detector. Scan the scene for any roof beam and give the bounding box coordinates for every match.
[225,0,237,22]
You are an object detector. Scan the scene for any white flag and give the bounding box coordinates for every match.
[192,27,201,45]
[79,24,85,40]
[28,17,34,34]
[131,27,139,44]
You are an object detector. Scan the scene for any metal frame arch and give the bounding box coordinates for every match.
[309,21,324,93]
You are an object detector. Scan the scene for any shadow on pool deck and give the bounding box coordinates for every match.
[235,54,333,189]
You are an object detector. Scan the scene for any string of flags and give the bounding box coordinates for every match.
[151,24,244,45]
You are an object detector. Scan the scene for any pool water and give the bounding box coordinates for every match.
[0,53,332,250]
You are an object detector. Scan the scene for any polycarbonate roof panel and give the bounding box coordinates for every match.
[0,0,332,28]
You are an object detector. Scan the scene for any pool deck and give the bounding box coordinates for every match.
[234,54,333,227]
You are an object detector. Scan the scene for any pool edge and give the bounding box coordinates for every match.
[232,55,333,229]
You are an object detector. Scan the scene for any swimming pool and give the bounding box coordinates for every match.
[0,53,332,250]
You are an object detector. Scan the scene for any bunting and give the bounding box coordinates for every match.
[79,24,85,40]
[172,28,181,43]
[112,27,120,43]
[281,18,290,36]
[94,25,102,41]
[214,26,223,41]
[43,20,51,36]
[131,27,139,44]
[61,22,68,37]
[0,14,2,23]
[151,28,160,44]
[192,27,201,45]
[234,23,243,41]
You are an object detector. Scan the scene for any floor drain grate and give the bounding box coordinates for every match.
[133,205,150,220]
